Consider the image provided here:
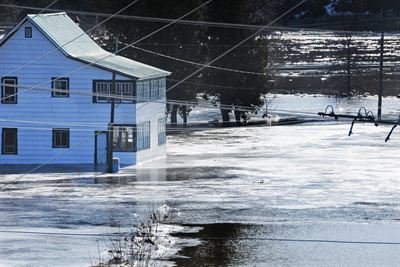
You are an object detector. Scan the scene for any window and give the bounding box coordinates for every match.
[113,126,135,152]
[143,81,150,100]
[137,82,144,102]
[137,122,151,151]
[2,128,17,155]
[136,81,150,103]
[1,77,18,104]
[158,118,166,145]
[137,79,165,102]
[25,27,32,38]
[120,82,134,103]
[160,78,166,98]
[93,80,135,103]
[51,77,69,97]
[150,80,159,99]
[95,81,109,102]
[52,129,70,148]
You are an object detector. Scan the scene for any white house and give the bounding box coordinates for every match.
[0,13,170,165]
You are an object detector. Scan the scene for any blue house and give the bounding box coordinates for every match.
[0,13,170,165]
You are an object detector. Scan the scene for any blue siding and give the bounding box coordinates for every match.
[0,21,144,164]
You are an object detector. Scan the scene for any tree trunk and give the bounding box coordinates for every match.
[221,109,230,123]
[234,110,241,125]
[182,105,187,126]
[171,104,178,126]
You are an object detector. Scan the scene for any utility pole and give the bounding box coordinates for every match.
[115,33,119,53]
[346,35,351,96]
[107,72,116,173]
[107,36,119,173]
[377,9,385,120]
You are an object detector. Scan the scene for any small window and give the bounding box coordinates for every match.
[1,77,18,104]
[52,129,70,148]
[137,82,144,102]
[137,122,151,151]
[158,118,166,145]
[121,82,134,103]
[96,81,109,102]
[51,78,69,97]
[2,128,18,155]
[160,78,166,98]
[113,126,135,152]
[25,27,32,38]
[143,81,150,100]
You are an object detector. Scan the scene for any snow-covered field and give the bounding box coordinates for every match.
[0,95,399,266]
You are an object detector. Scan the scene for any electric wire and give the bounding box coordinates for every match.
[0,0,140,82]
[0,82,265,112]
[0,0,212,103]
[123,43,268,76]
[160,0,308,94]
[0,229,399,245]
[0,82,397,124]
[1,3,399,35]
[0,0,214,190]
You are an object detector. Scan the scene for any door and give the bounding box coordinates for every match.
[95,132,108,165]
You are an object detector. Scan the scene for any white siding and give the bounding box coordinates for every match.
[0,21,150,165]
[135,88,167,164]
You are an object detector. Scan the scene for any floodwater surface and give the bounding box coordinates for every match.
[0,101,399,266]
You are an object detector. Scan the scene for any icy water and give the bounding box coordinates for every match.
[0,96,399,266]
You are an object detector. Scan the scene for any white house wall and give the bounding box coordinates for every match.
[0,21,143,164]
[136,101,167,164]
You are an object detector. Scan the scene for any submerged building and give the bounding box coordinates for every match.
[0,13,170,165]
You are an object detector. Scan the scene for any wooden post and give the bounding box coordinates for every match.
[378,8,385,121]
[377,32,384,120]
[107,72,116,173]
[346,35,351,96]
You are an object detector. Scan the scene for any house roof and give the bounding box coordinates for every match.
[0,12,170,80]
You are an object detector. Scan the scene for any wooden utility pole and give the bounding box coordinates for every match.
[377,32,384,120]
[107,72,116,173]
[377,9,385,120]
[346,35,351,96]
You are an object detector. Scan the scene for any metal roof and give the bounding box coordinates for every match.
[2,13,170,80]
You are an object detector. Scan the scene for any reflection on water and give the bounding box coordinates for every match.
[0,120,399,266]
[173,222,400,267]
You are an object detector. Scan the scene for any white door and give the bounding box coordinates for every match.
[96,132,107,165]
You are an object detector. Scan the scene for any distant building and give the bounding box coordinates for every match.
[0,13,170,165]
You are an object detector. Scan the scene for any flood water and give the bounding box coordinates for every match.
[0,96,399,266]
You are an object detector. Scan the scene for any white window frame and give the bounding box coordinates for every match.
[113,126,135,152]
[1,77,18,104]
[120,82,134,103]
[158,118,166,145]
[137,121,151,151]
[51,77,69,98]
[93,80,135,103]
[96,81,110,103]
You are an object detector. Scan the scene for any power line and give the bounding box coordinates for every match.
[165,0,308,94]
[0,0,140,82]
[0,3,398,35]
[0,0,302,189]
[0,0,211,103]
[0,229,399,245]
[1,82,397,124]
[0,0,214,190]
[124,43,268,76]
[122,42,398,74]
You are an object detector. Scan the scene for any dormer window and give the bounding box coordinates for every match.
[25,27,32,38]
